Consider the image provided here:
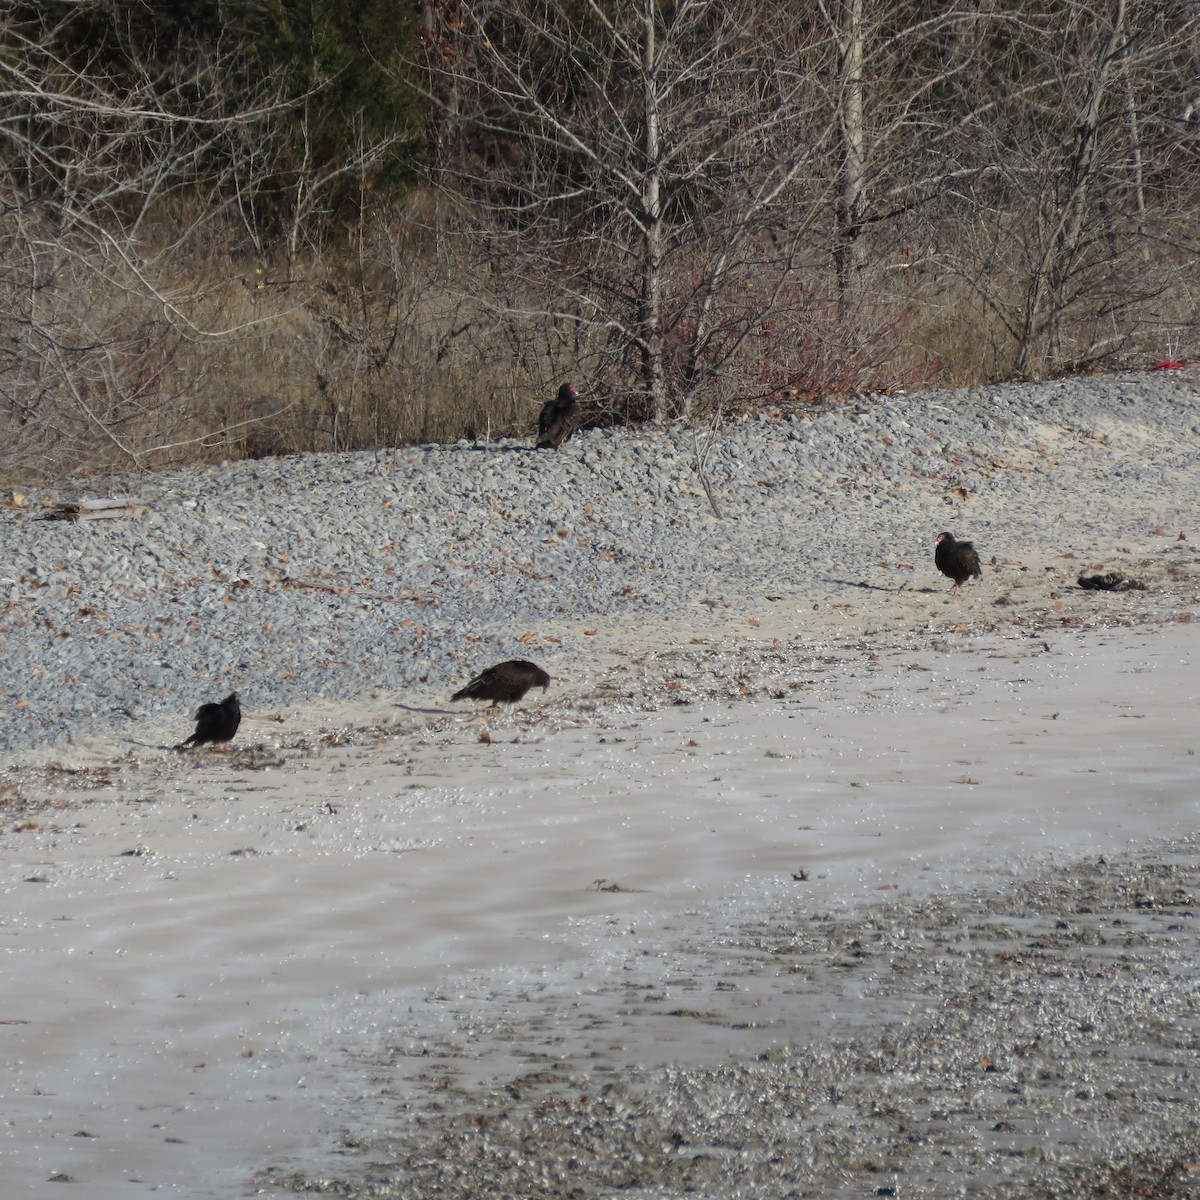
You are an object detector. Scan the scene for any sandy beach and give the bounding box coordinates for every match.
[2,521,1198,1197]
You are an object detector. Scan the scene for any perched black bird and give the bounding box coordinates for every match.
[536,382,581,449]
[176,691,241,750]
[934,531,982,594]
[452,660,551,707]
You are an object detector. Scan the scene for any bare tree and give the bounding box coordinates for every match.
[426,0,865,422]
[0,2,428,482]
[921,0,1200,376]
[0,6,304,481]
[431,0,1120,421]
[830,0,867,298]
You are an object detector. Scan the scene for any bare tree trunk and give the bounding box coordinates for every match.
[1124,67,1150,262]
[832,0,867,304]
[1014,0,1128,375]
[638,2,668,422]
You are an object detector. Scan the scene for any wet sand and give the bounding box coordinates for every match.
[1,550,1197,1196]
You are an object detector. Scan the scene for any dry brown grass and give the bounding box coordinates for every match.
[899,281,1016,386]
[3,205,1198,489]
[163,211,601,462]
[0,210,586,485]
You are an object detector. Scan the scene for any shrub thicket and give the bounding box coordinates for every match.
[1,0,1197,484]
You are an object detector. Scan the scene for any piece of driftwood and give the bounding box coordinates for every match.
[1077,571,1146,592]
[45,497,141,522]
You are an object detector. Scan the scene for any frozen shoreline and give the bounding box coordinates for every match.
[1,612,1197,1196]
[1,371,1198,1196]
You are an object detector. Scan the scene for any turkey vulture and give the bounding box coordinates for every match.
[176,691,241,749]
[452,660,551,706]
[536,383,581,449]
[934,531,982,594]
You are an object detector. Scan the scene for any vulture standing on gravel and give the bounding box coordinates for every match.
[934,531,983,594]
[176,691,241,749]
[536,382,581,449]
[452,660,551,707]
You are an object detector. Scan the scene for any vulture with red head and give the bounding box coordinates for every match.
[934,532,982,594]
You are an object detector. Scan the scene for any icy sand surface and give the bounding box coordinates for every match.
[1,618,1195,1196]
[2,370,1199,1194]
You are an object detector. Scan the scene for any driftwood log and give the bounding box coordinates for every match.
[1077,572,1146,591]
[45,498,141,522]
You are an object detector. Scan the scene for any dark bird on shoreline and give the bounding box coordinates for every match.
[176,691,241,750]
[452,660,551,706]
[536,382,581,449]
[934,531,982,594]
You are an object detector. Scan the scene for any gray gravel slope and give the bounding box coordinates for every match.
[2,371,1197,758]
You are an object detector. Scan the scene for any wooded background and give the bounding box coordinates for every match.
[2,0,1197,482]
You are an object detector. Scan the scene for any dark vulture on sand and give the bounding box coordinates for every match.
[452,660,551,706]
[176,691,241,749]
[536,382,581,449]
[934,531,982,594]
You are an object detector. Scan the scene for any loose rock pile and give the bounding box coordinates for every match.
[1,371,1197,758]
